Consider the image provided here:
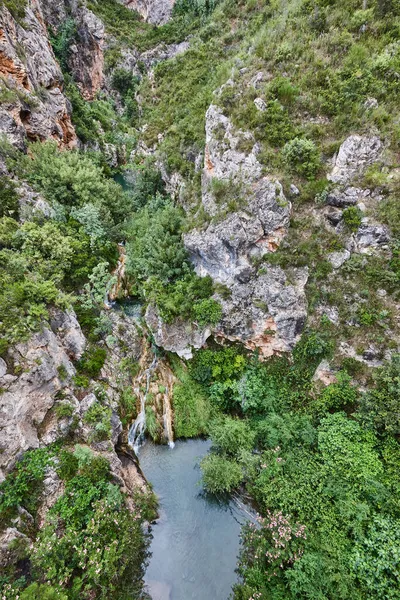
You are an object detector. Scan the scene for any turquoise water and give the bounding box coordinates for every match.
[139,439,248,600]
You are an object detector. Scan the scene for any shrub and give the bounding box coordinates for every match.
[342,206,362,232]
[282,137,321,179]
[192,298,222,326]
[201,454,243,493]
[76,346,107,379]
[358,354,400,436]
[0,176,19,219]
[209,416,255,457]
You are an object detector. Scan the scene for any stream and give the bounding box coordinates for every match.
[139,440,249,600]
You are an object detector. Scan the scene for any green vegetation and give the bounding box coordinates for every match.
[1,0,27,19]
[185,338,400,599]
[125,177,221,326]
[0,446,155,599]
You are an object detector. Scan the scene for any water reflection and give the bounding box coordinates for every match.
[139,439,248,600]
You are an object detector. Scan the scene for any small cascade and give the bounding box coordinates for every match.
[163,384,175,449]
[128,354,158,454]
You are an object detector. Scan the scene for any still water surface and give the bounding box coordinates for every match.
[139,439,248,600]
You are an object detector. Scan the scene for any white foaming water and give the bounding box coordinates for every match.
[128,354,158,454]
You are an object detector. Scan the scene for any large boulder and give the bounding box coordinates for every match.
[145,304,211,360]
[214,267,308,357]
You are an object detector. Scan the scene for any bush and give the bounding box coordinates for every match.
[358,355,400,436]
[0,176,19,219]
[20,583,68,600]
[76,346,107,379]
[282,137,321,179]
[126,198,189,284]
[209,416,255,457]
[342,206,363,232]
[201,454,243,493]
[192,298,222,326]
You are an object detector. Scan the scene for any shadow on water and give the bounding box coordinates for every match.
[139,439,249,600]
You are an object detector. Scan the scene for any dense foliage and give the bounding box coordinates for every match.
[188,339,400,599]
[0,446,153,599]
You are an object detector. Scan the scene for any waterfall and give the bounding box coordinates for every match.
[128,354,158,454]
[163,384,175,449]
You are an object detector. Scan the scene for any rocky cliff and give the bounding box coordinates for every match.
[0,1,77,149]
[118,0,176,24]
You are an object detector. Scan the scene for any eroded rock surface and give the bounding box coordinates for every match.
[0,1,77,148]
[118,0,176,25]
[328,135,382,185]
[0,311,83,480]
[145,304,211,360]
[181,104,307,357]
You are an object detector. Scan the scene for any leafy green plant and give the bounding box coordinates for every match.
[201,454,243,493]
[173,379,210,437]
[282,137,321,179]
[342,206,363,232]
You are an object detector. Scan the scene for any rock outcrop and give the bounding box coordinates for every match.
[40,0,105,101]
[0,1,77,149]
[145,304,211,360]
[0,309,85,480]
[118,0,176,25]
[181,104,308,357]
[328,135,382,185]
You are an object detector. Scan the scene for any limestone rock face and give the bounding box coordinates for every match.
[0,310,84,480]
[185,179,290,286]
[17,181,54,221]
[145,304,211,360]
[181,104,307,357]
[214,267,308,357]
[67,7,105,100]
[355,223,390,253]
[118,0,176,25]
[328,135,382,185]
[41,0,105,101]
[0,2,77,148]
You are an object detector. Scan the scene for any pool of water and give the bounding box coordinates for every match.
[139,439,248,600]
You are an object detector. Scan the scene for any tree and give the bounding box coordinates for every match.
[201,454,243,493]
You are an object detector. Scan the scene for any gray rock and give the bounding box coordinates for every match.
[325,206,343,226]
[0,358,7,378]
[181,101,307,356]
[145,304,211,360]
[213,267,308,357]
[185,180,290,286]
[67,6,105,100]
[50,309,86,360]
[312,360,337,386]
[0,314,82,480]
[290,184,300,196]
[0,2,77,148]
[326,187,369,207]
[364,97,378,110]
[355,224,390,252]
[117,0,176,25]
[328,135,382,185]
[328,250,351,269]
[80,393,98,415]
[254,97,267,112]
[17,181,54,222]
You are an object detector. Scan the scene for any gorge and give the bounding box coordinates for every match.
[0,0,400,599]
